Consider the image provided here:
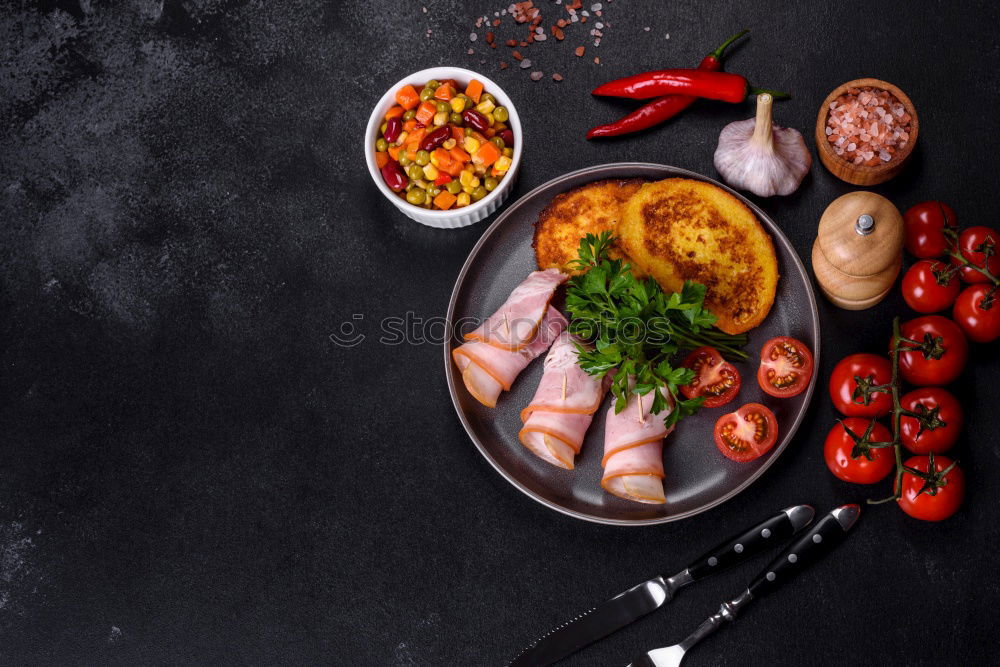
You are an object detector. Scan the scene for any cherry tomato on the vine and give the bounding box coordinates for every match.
[903,201,956,258]
[713,403,778,462]
[757,336,813,398]
[829,354,893,417]
[951,226,1000,284]
[952,284,1000,343]
[823,418,894,484]
[896,455,965,521]
[899,387,963,454]
[679,346,741,408]
[901,259,960,313]
[897,316,968,386]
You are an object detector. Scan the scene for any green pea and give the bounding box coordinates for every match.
[415,150,431,166]
[406,188,426,205]
[426,79,440,89]
[461,95,474,110]
[403,109,416,121]
[375,137,388,152]
[407,164,425,181]
[491,136,505,149]
[484,177,499,192]
[427,186,441,197]
[502,147,513,158]
[481,92,496,104]
[471,186,488,201]
[493,106,509,122]
[420,87,435,101]
[464,127,473,136]
[398,155,412,167]
[435,100,450,113]
[446,180,462,195]
[449,112,463,126]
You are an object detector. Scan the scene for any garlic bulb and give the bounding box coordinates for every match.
[714,93,811,197]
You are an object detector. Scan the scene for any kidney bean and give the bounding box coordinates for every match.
[462,109,490,132]
[384,116,402,143]
[380,160,407,192]
[499,129,514,147]
[420,126,451,152]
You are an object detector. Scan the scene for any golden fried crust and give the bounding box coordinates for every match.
[618,178,778,334]
[533,178,645,275]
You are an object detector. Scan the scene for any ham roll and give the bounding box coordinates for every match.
[464,269,567,351]
[452,308,567,408]
[601,380,675,504]
[518,332,609,469]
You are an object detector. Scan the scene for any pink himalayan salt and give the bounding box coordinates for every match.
[825,86,912,166]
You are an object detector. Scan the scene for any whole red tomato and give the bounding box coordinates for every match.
[903,201,956,258]
[829,354,893,417]
[952,284,1000,343]
[897,316,968,386]
[951,226,1000,283]
[901,260,960,313]
[899,387,963,454]
[896,455,965,521]
[824,418,894,484]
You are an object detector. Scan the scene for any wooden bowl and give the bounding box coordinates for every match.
[815,78,918,186]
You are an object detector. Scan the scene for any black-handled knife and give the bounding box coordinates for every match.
[628,504,861,667]
[509,505,815,667]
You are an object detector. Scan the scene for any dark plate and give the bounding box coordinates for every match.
[445,163,820,525]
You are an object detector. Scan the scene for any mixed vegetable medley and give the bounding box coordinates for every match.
[375,78,515,210]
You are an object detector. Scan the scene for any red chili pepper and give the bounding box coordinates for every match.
[587,30,747,140]
[593,69,786,102]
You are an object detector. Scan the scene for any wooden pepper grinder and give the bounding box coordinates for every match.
[812,191,904,310]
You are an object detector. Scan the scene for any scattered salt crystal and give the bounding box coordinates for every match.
[535,33,546,41]
[535,26,543,34]
[470,32,478,41]
[847,142,857,151]
[665,33,670,39]
[596,22,604,28]
[520,59,532,68]
[467,48,474,54]
[644,26,650,31]
[592,2,602,10]
[530,71,543,81]
[571,14,579,22]
[825,126,833,135]
[880,150,891,161]
[553,72,563,81]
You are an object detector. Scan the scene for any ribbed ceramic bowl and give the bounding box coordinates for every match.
[364,67,523,229]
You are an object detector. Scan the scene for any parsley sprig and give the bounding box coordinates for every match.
[565,232,748,424]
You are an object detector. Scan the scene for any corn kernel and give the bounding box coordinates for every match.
[462,185,475,195]
[464,163,475,173]
[422,164,439,180]
[456,192,471,207]
[396,131,408,146]
[413,179,428,189]
[442,138,457,150]
[429,153,440,167]
[433,111,448,126]
[493,156,512,173]
[475,99,495,115]
[486,113,495,126]
[463,137,480,153]
[450,97,465,113]
[502,147,514,158]
[459,171,480,188]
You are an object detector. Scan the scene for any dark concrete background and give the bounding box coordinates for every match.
[1,0,998,664]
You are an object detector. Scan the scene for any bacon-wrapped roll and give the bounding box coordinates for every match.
[601,381,675,504]
[452,308,567,408]
[518,332,609,469]
[463,269,567,351]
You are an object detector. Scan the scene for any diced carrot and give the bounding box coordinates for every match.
[473,141,501,167]
[449,146,471,163]
[443,160,465,177]
[406,127,426,149]
[470,130,488,144]
[465,79,484,104]
[388,145,402,160]
[450,125,465,141]
[403,119,418,132]
[375,151,389,169]
[384,105,404,120]
[432,148,452,166]
[485,127,496,138]
[434,174,453,186]
[434,191,457,210]
[406,149,418,161]
[433,83,456,101]
[415,101,437,125]
[396,84,420,110]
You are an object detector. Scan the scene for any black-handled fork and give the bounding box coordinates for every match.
[627,504,861,667]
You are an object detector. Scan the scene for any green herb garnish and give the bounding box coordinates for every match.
[565,232,748,424]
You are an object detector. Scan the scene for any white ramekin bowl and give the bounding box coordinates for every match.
[364,67,523,229]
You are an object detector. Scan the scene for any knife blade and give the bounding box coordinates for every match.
[508,505,814,667]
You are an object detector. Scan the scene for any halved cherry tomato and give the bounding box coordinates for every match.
[713,403,778,462]
[952,284,1000,343]
[829,354,892,417]
[899,387,963,454]
[903,201,956,258]
[901,259,960,313]
[951,226,1000,283]
[757,336,813,398]
[896,455,964,521]
[823,418,894,484]
[897,315,968,386]
[679,346,740,408]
